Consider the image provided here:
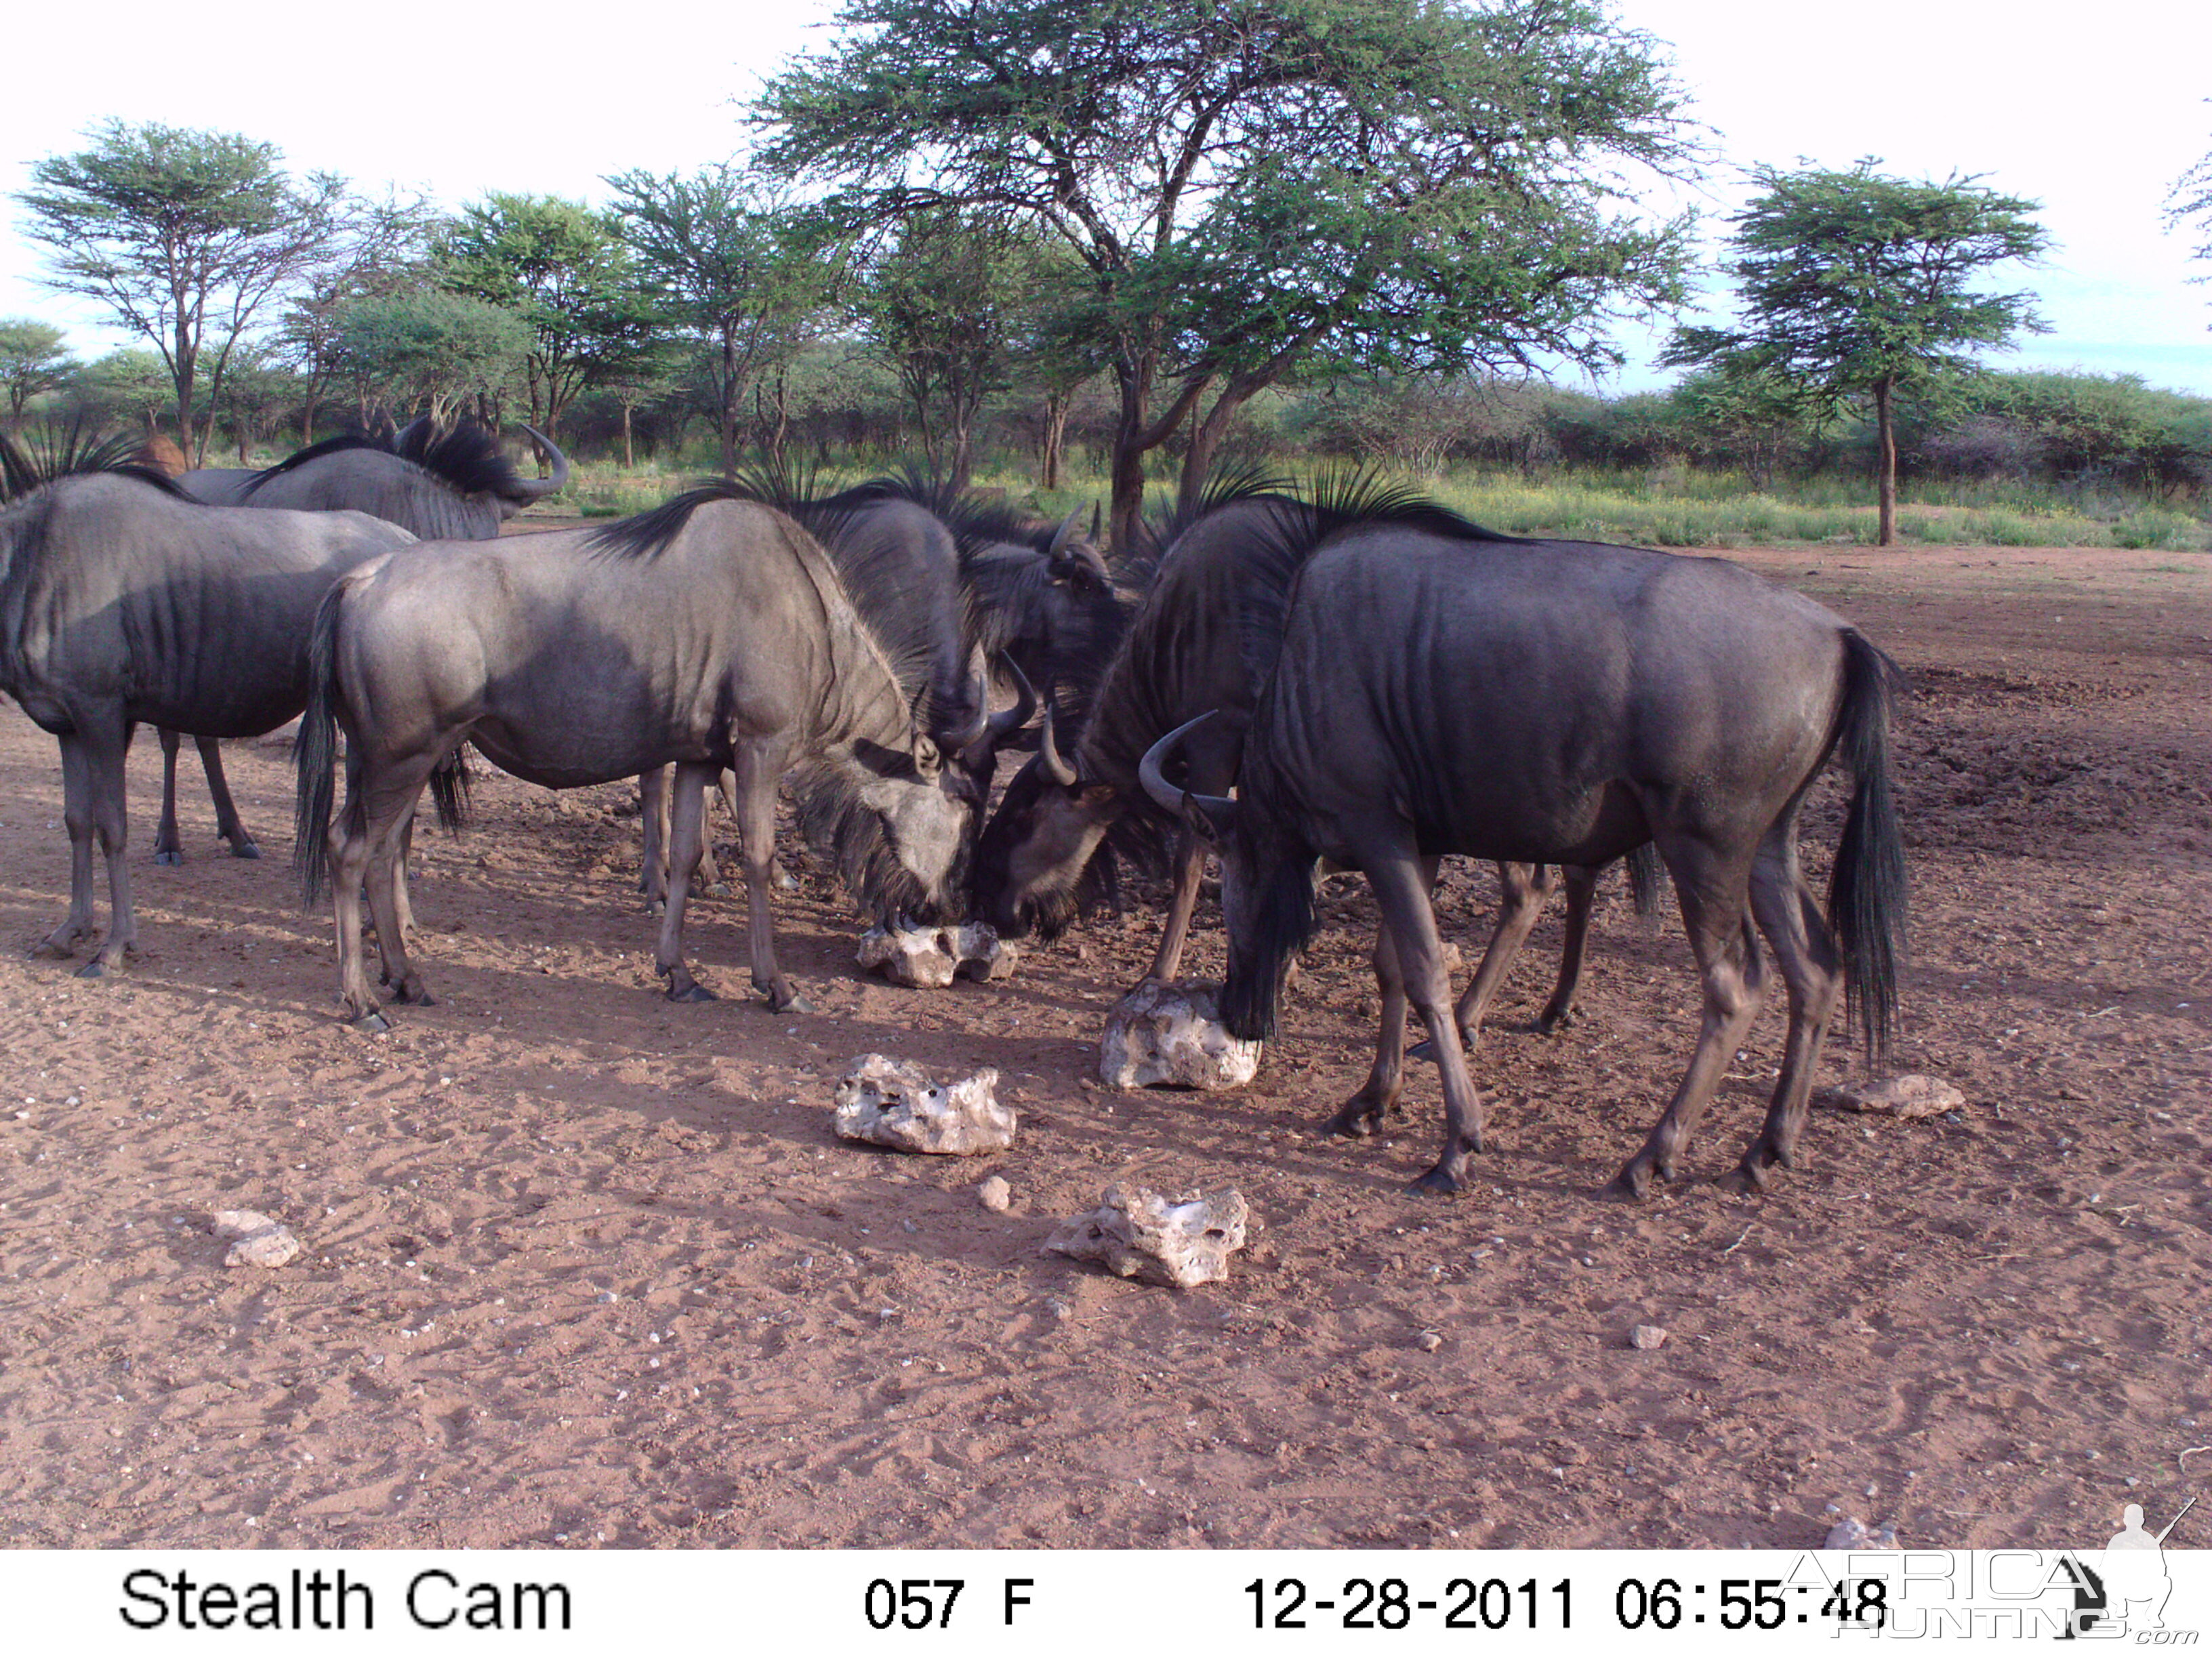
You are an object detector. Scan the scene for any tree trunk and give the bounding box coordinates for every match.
[1039,392,1069,491]
[1875,377,1897,548]
[622,402,635,470]
[718,327,740,476]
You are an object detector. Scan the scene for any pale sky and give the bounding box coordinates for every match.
[3,0,2208,394]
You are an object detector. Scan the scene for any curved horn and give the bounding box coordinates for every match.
[510,425,571,502]
[988,655,1039,744]
[1088,500,1101,540]
[1037,699,1079,787]
[392,414,432,453]
[1138,712,1235,835]
[1045,506,1083,559]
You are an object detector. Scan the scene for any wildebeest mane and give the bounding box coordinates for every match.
[788,752,937,924]
[0,426,192,505]
[586,480,943,721]
[243,419,530,505]
[1233,470,1523,690]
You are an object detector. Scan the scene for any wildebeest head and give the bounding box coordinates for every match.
[972,701,1122,939]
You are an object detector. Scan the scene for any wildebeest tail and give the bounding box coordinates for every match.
[1827,628,1908,1065]
[1220,853,1316,1043]
[293,580,349,907]
[1625,842,1664,917]
[427,747,473,834]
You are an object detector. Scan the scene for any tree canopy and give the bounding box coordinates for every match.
[438,193,661,441]
[1663,159,2048,544]
[15,121,349,463]
[0,318,79,428]
[757,0,1698,543]
[603,165,836,472]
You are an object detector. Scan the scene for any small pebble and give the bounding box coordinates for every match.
[1630,1324,1668,1351]
[978,1175,1012,1213]
[1414,1330,1443,1353]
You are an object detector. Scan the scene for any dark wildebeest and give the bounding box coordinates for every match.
[295,485,1011,1029]
[157,419,569,863]
[972,480,1646,1095]
[1139,495,1906,1196]
[0,440,416,975]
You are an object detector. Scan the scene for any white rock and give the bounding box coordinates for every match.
[855,922,1018,987]
[1824,1515,1899,1549]
[1814,1074,1965,1120]
[832,1054,1015,1155]
[978,1175,1013,1213]
[1629,1324,1668,1351]
[211,1210,300,1269]
[1045,1185,1250,1288]
[1099,980,1261,1091]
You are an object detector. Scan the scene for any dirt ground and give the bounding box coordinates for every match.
[1,542,2207,1552]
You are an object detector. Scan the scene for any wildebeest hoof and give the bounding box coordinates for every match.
[229,840,262,860]
[703,880,733,899]
[764,985,811,1014]
[663,981,717,1004]
[1534,1004,1576,1034]
[74,958,114,980]
[153,846,184,865]
[1325,1103,1384,1139]
[350,1011,391,1034]
[1409,1162,1468,1195]
[392,985,436,1006]
[1609,1158,1656,1200]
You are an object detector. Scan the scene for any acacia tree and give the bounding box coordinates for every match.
[437,193,660,441]
[758,0,1697,546]
[603,165,834,474]
[16,121,350,464]
[856,211,1072,489]
[2170,117,2212,301]
[1663,160,2049,546]
[0,318,79,429]
[274,189,438,443]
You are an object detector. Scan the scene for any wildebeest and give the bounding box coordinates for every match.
[296,484,1015,1029]
[1139,493,1906,1196]
[972,480,1642,1085]
[0,439,416,975]
[155,419,569,863]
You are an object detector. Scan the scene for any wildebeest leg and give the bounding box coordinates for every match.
[391,811,418,955]
[154,729,186,864]
[731,740,810,1013]
[1448,861,1559,1046]
[1144,827,1208,982]
[1734,816,1843,1189]
[1612,849,1766,1199]
[693,787,731,897]
[332,755,431,1029]
[639,766,670,912]
[366,807,432,1006]
[655,762,718,1003]
[1330,855,1441,1136]
[35,732,102,959]
[1358,854,1486,1194]
[75,717,138,977]
[196,737,260,859]
[1532,863,1601,1033]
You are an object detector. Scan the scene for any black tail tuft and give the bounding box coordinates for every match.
[1828,630,1908,1065]
[428,747,474,834]
[1624,842,1665,918]
[293,582,348,906]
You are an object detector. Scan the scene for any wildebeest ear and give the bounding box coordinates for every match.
[910,735,944,780]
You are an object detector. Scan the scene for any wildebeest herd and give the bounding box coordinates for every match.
[0,424,1905,1199]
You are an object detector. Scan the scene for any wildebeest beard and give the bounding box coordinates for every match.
[792,747,972,926]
